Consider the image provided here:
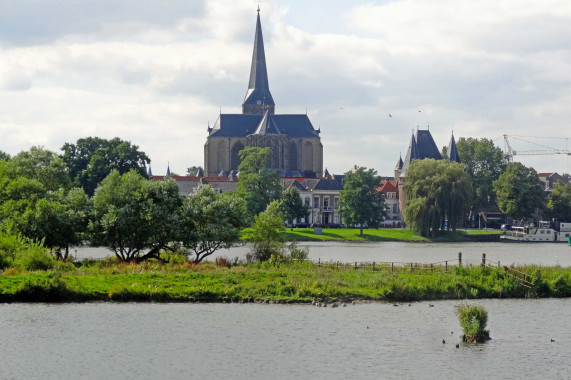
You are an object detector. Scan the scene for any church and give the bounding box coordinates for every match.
[204,10,323,178]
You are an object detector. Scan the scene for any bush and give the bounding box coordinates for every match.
[456,303,491,343]
[14,245,55,271]
[15,273,69,301]
[287,242,309,261]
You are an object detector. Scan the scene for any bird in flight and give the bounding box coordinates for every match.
[389,114,392,117]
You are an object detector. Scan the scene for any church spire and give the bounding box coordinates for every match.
[242,10,275,115]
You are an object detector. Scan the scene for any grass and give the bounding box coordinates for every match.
[276,228,499,242]
[1,260,569,303]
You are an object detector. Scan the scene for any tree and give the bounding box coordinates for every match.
[403,159,471,237]
[546,182,571,221]
[22,188,92,260]
[236,147,282,217]
[493,162,545,221]
[91,170,181,262]
[338,167,386,236]
[178,185,247,263]
[7,146,71,191]
[245,200,286,262]
[280,187,308,230]
[0,151,10,161]
[186,166,203,176]
[456,138,508,211]
[61,137,150,196]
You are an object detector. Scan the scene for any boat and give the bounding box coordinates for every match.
[501,221,560,242]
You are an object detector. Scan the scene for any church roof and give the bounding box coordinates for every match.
[395,155,403,170]
[209,113,319,138]
[253,111,282,135]
[243,11,274,108]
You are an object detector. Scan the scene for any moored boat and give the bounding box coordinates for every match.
[501,221,560,242]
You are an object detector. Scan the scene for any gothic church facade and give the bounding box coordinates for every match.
[204,11,323,177]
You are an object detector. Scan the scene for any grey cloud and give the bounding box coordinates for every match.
[0,0,206,46]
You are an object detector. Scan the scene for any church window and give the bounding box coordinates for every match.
[303,142,313,171]
[289,142,298,171]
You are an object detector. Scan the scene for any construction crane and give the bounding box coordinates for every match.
[502,135,571,162]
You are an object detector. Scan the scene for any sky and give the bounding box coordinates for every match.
[1,0,571,176]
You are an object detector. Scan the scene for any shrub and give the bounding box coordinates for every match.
[456,303,491,343]
[287,242,309,261]
[15,273,69,301]
[14,245,55,271]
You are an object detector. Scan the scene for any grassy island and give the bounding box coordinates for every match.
[1,260,569,303]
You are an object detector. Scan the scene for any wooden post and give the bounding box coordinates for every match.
[498,260,500,268]
[391,262,394,273]
[445,261,448,273]
[481,253,486,266]
[318,258,320,266]
[410,262,413,273]
[372,261,375,272]
[458,252,462,267]
[355,262,357,270]
[431,263,433,274]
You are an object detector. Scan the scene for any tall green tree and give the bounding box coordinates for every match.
[178,185,247,263]
[280,187,308,230]
[22,188,92,260]
[546,182,571,221]
[403,159,471,237]
[91,170,181,262]
[61,137,150,196]
[0,151,10,161]
[236,147,282,218]
[456,138,508,211]
[338,167,386,236]
[244,200,286,262]
[493,162,545,221]
[7,146,71,191]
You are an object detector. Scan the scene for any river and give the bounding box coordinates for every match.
[1,299,570,379]
[75,241,571,267]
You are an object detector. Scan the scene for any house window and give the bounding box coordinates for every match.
[335,198,339,209]
[314,197,319,208]
[392,204,398,214]
[305,197,310,206]
[324,198,329,209]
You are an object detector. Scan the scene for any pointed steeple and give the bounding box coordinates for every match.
[242,10,275,115]
[400,132,419,177]
[166,163,171,176]
[447,132,461,163]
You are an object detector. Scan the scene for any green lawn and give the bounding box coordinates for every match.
[279,228,499,242]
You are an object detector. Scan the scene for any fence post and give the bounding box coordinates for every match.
[410,262,413,273]
[372,261,375,272]
[431,263,433,274]
[498,260,500,268]
[355,261,357,270]
[458,252,462,267]
[481,253,486,267]
[391,262,394,273]
[318,258,320,266]
[445,261,448,273]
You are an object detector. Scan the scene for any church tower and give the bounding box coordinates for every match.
[242,10,275,115]
[204,9,322,178]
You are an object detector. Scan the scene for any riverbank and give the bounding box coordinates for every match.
[280,228,499,242]
[1,261,568,303]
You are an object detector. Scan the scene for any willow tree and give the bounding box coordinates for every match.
[403,159,471,237]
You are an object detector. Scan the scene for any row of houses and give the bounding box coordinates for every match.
[151,170,404,227]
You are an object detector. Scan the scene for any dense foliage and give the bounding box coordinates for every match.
[236,147,282,218]
[456,138,508,211]
[546,182,571,221]
[403,159,471,237]
[91,170,181,262]
[493,162,545,221]
[339,167,386,235]
[178,185,247,263]
[456,303,490,342]
[280,186,308,230]
[245,201,286,261]
[61,137,150,196]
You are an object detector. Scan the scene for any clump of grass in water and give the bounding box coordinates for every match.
[456,303,491,343]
